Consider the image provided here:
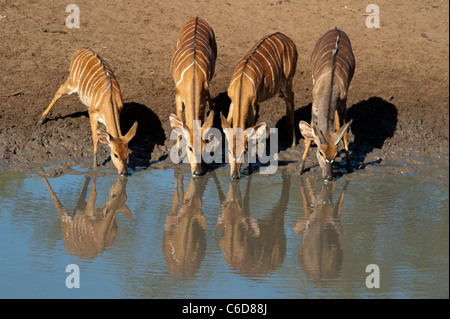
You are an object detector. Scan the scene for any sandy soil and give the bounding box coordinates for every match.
[0,0,448,178]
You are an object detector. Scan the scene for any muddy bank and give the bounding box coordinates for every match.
[0,0,448,177]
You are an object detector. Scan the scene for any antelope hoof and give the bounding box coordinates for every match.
[37,118,44,126]
[299,160,306,174]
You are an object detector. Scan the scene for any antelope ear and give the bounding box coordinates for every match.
[170,113,185,134]
[169,113,190,142]
[120,206,133,224]
[299,121,316,141]
[124,121,138,143]
[254,122,267,140]
[98,128,112,145]
[333,119,352,146]
[244,122,267,140]
[220,112,231,130]
[202,110,214,132]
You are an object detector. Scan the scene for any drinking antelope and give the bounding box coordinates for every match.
[169,17,217,176]
[294,177,348,280]
[215,174,290,276]
[162,173,207,277]
[38,48,138,175]
[40,171,132,260]
[221,32,298,179]
[299,28,355,181]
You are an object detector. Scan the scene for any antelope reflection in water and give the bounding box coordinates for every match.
[162,173,207,278]
[40,171,132,260]
[294,178,349,281]
[215,174,290,277]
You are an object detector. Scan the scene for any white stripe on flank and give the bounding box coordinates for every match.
[243,72,256,95]
[275,36,290,74]
[246,62,262,81]
[171,48,192,69]
[196,60,207,81]
[77,56,96,87]
[71,50,90,84]
[176,62,194,86]
[94,85,110,109]
[256,47,274,84]
[175,52,195,73]
[266,38,282,67]
[80,59,101,99]
[85,70,103,100]
[313,70,332,87]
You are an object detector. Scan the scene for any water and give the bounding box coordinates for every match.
[0,165,448,299]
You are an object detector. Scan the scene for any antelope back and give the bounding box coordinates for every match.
[228,32,297,129]
[309,28,354,134]
[310,28,355,137]
[69,48,122,115]
[171,17,217,80]
[170,17,217,120]
[310,28,355,105]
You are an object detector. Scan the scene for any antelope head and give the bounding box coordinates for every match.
[221,113,266,180]
[169,111,215,176]
[98,121,138,176]
[299,120,352,181]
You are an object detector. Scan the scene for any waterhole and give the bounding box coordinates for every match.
[0,163,448,298]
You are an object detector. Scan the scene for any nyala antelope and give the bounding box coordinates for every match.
[162,174,207,277]
[221,32,298,179]
[40,172,132,260]
[294,177,347,280]
[38,48,138,175]
[299,28,355,181]
[169,17,217,176]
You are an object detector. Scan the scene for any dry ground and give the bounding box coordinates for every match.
[0,0,448,176]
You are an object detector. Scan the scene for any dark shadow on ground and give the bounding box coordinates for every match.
[275,97,397,178]
[50,110,89,122]
[211,91,231,129]
[120,102,166,170]
[276,103,312,149]
[346,96,397,169]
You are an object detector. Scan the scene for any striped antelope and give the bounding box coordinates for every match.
[169,17,217,176]
[214,174,290,275]
[299,28,355,181]
[40,171,132,259]
[221,32,298,179]
[294,177,348,280]
[162,173,207,276]
[38,48,138,175]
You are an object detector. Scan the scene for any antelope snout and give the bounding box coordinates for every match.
[322,165,334,182]
[119,167,128,176]
[231,169,240,180]
[192,164,204,177]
